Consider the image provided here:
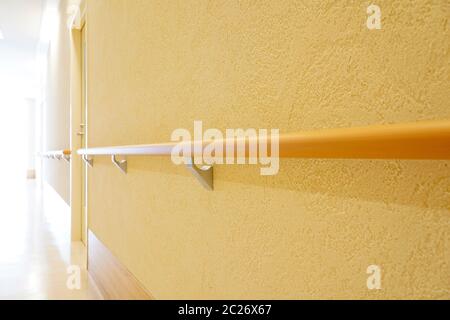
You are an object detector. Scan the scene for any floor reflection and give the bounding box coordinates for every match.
[0,179,101,300]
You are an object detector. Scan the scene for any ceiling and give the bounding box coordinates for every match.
[0,0,45,98]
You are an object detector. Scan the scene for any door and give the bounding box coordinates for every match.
[80,24,88,245]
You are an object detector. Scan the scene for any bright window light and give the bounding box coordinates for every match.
[40,8,58,43]
[0,29,4,40]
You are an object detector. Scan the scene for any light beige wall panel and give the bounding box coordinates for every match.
[86,0,450,299]
[44,0,71,204]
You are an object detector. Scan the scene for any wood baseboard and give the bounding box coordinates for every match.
[88,230,153,300]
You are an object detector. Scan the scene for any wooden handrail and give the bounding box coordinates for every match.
[77,120,450,160]
[280,120,450,159]
[40,150,71,161]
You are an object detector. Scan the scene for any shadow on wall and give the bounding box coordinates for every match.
[92,156,450,211]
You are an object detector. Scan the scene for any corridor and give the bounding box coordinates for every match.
[0,179,100,299]
[0,0,449,301]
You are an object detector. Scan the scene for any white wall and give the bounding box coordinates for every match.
[39,0,71,204]
[25,98,36,178]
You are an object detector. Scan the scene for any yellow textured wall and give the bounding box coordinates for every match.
[86,0,449,299]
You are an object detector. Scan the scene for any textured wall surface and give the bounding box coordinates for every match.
[86,0,449,299]
[43,0,71,204]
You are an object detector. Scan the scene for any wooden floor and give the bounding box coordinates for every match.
[0,179,101,300]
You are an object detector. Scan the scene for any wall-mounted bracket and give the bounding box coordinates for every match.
[184,157,213,191]
[82,154,94,167]
[111,155,127,174]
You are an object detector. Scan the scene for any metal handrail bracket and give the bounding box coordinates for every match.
[111,155,127,174]
[185,157,213,191]
[82,154,94,167]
